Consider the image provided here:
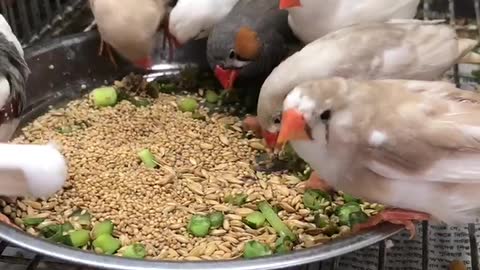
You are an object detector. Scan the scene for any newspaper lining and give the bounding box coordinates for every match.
[337,224,479,270]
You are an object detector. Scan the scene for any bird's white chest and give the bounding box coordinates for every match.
[292,140,347,186]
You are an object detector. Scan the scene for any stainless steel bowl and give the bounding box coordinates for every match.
[0,31,403,270]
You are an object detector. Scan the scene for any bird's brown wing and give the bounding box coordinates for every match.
[356,80,480,184]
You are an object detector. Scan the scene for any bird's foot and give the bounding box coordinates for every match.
[160,14,180,62]
[305,171,332,192]
[0,213,18,228]
[352,208,430,239]
[98,39,118,69]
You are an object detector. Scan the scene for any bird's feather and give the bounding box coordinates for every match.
[286,0,420,43]
[288,78,480,223]
[352,80,480,185]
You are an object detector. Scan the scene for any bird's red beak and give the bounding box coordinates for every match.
[279,0,302,9]
[214,65,240,90]
[277,109,311,146]
[262,130,279,150]
[134,57,153,70]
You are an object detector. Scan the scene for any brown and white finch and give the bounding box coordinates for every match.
[276,77,480,236]
[278,0,420,44]
[256,20,480,149]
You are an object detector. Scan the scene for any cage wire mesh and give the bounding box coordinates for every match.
[0,0,89,46]
[0,0,478,270]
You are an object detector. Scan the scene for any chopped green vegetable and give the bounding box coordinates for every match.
[158,83,176,93]
[92,220,114,239]
[146,85,159,98]
[56,126,73,134]
[314,213,329,228]
[187,215,211,237]
[336,202,367,227]
[206,90,219,103]
[244,211,266,229]
[23,217,45,226]
[225,193,248,206]
[137,149,158,168]
[322,223,339,236]
[258,201,297,241]
[208,212,224,229]
[67,229,90,247]
[131,98,151,107]
[349,211,369,227]
[121,243,147,259]
[71,209,91,226]
[41,224,61,238]
[343,194,362,204]
[93,234,121,255]
[303,189,331,210]
[275,236,294,254]
[47,223,74,243]
[192,111,206,120]
[91,87,117,107]
[243,240,272,259]
[178,98,199,113]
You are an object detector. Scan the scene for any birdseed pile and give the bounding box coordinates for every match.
[2,74,383,260]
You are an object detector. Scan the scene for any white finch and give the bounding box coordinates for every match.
[89,0,173,69]
[169,0,239,45]
[277,77,480,236]
[279,0,420,44]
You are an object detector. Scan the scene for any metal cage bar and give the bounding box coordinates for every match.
[0,0,88,47]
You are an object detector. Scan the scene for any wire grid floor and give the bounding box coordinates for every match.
[0,0,478,269]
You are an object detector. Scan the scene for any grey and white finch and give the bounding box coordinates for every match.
[277,77,480,236]
[206,0,298,92]
[0,14,29,227]
[89,0,171,69]
[169,0,239,45]
[256,20,480,148]
[0,15,28,129]
[279,0,420,44]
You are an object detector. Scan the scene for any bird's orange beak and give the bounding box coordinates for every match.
[277,109,312,146]
[214,65,240,90]
[134,57,153,70]
[279,0,302,9]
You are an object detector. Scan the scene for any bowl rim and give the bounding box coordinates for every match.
[0,31,403,270]
[0,222,402,270]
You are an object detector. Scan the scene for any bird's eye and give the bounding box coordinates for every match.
[229,50,236,59]
[320,110,331,121]
[272,114,281,125]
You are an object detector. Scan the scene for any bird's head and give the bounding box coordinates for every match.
[277,79,348,148]
[279,0,302,9]
[213,26,262,90]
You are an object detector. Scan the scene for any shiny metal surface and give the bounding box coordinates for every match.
[0,30,404,269]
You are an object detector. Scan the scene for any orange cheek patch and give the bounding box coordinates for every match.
[234,26,261,60]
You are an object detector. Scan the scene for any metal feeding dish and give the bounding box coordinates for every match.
[0,31,403,270]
